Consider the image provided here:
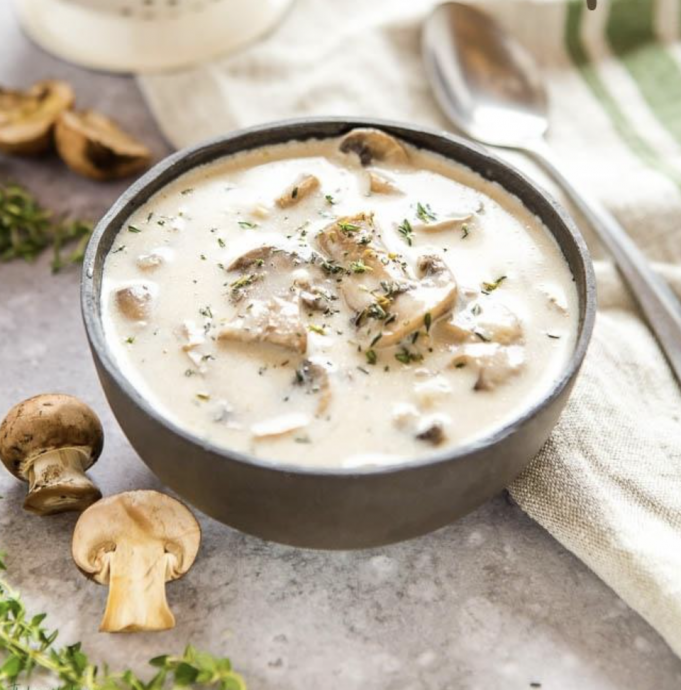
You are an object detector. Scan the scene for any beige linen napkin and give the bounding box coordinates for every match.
[138,0,681,657]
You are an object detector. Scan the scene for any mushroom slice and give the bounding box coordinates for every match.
[0,394,102,515]
[72,490,201,633]
[316,216,457,347]
[339,128,409,167]
[114,283,155,322]
[412,213,475,234]
[391,402,450,446]
[251,412,310,439]
[451,342,525,391]
[0,80,74,155]
[367,171,401,195]
[55,110,151,180]
[276,174,320,208]
[294,359,332,414]
[219,246,309,354]
[440,299,523,346]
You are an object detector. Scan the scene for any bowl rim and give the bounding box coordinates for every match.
[81,115,596,478]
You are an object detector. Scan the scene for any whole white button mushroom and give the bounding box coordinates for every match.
[72,490,201,633]
[0,394,103,515]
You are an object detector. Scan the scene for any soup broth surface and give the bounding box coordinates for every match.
[102,130,578,468]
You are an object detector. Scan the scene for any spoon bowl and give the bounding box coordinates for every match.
[423,3,548,147]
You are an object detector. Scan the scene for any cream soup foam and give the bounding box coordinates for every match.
[102,129,578,468]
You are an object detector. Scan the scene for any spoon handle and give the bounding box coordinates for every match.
[524,140,681,385]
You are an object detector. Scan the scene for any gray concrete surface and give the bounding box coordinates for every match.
[2,4,681,689]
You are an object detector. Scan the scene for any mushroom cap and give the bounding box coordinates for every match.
[0,80,74,155]
[72,490,201,584]
[54,109,151,181]
[339,128,409,167]
[0,394,104,480]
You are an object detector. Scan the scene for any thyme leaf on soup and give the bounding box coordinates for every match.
[416,202,437,223]
[481,275,507,294]
[350,259,371,274]
[128,225,142,233]
[395,347,423,365]
[308,324,326,335]
[337,220,360,234]
[325,194,336,205]
[424,312,432,332]
[397,219,414,246]
[366,349,378,365]
[238,220,258,229]
[461,223,470,239]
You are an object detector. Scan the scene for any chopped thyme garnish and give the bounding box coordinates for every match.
[321,259,344,275]
[471,303,482,316]
[395,348,423,365]
[125,336,135,344]
[291,186,299,199]
[366,349,378,365]
[370,333,383,347]
[308,324,326,335]
[482,275,507,293]
[112,245,126,254]
[547,333,561,339]
[455,362,466,368]
[199,306,213,319]
[238,220,258,229]
[474,331,491,342]
[196,393,210,401]
[230,273,256,290]
[325,194,336,205]
[217,237,226,248]
[181,188,194,195]
[350,260,371,274]
[424,312,432,332]
[357,366,370,375]
[397,219,414,246]
[338,220,360,234]
[416,202,437,223]
[128,225,142,233]
[185,369,196,376]
[461,223,470,239]
[294,436,311,444]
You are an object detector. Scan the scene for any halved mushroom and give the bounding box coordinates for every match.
[316,215,457,347]
[0,394,102,515]
[339,128,409,167]
[55,110,151,180]
[114,283,154,322]
[276,174,320,208]
[412,213,475,234]
[0,80,74,155]
[219,246,310,354]
[72,490,201,633]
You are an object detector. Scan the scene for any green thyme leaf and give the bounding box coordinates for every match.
[416,202,437,223]
[397,219,414,246]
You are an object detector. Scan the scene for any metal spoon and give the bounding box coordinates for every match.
[423,2,681,384]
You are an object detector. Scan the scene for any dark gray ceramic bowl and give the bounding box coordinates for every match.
[82,117,596,549]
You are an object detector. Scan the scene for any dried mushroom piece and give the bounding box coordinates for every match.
[367,171,401,195]
[219,246,310,354]
[0,394,103,515]
[55,110,151,180]
[316,215,457,347]
[339,128,409,167]
[0,80,74,155]
[72,490,201,633]
[276,174,320,208]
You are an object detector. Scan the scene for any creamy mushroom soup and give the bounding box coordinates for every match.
[102,129,578,468]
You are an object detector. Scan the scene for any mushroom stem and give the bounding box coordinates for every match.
[100,543,175,633]
[24,447,101,515]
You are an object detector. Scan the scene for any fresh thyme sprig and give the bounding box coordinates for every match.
[0,550,246,690]
[0,182,93,272]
